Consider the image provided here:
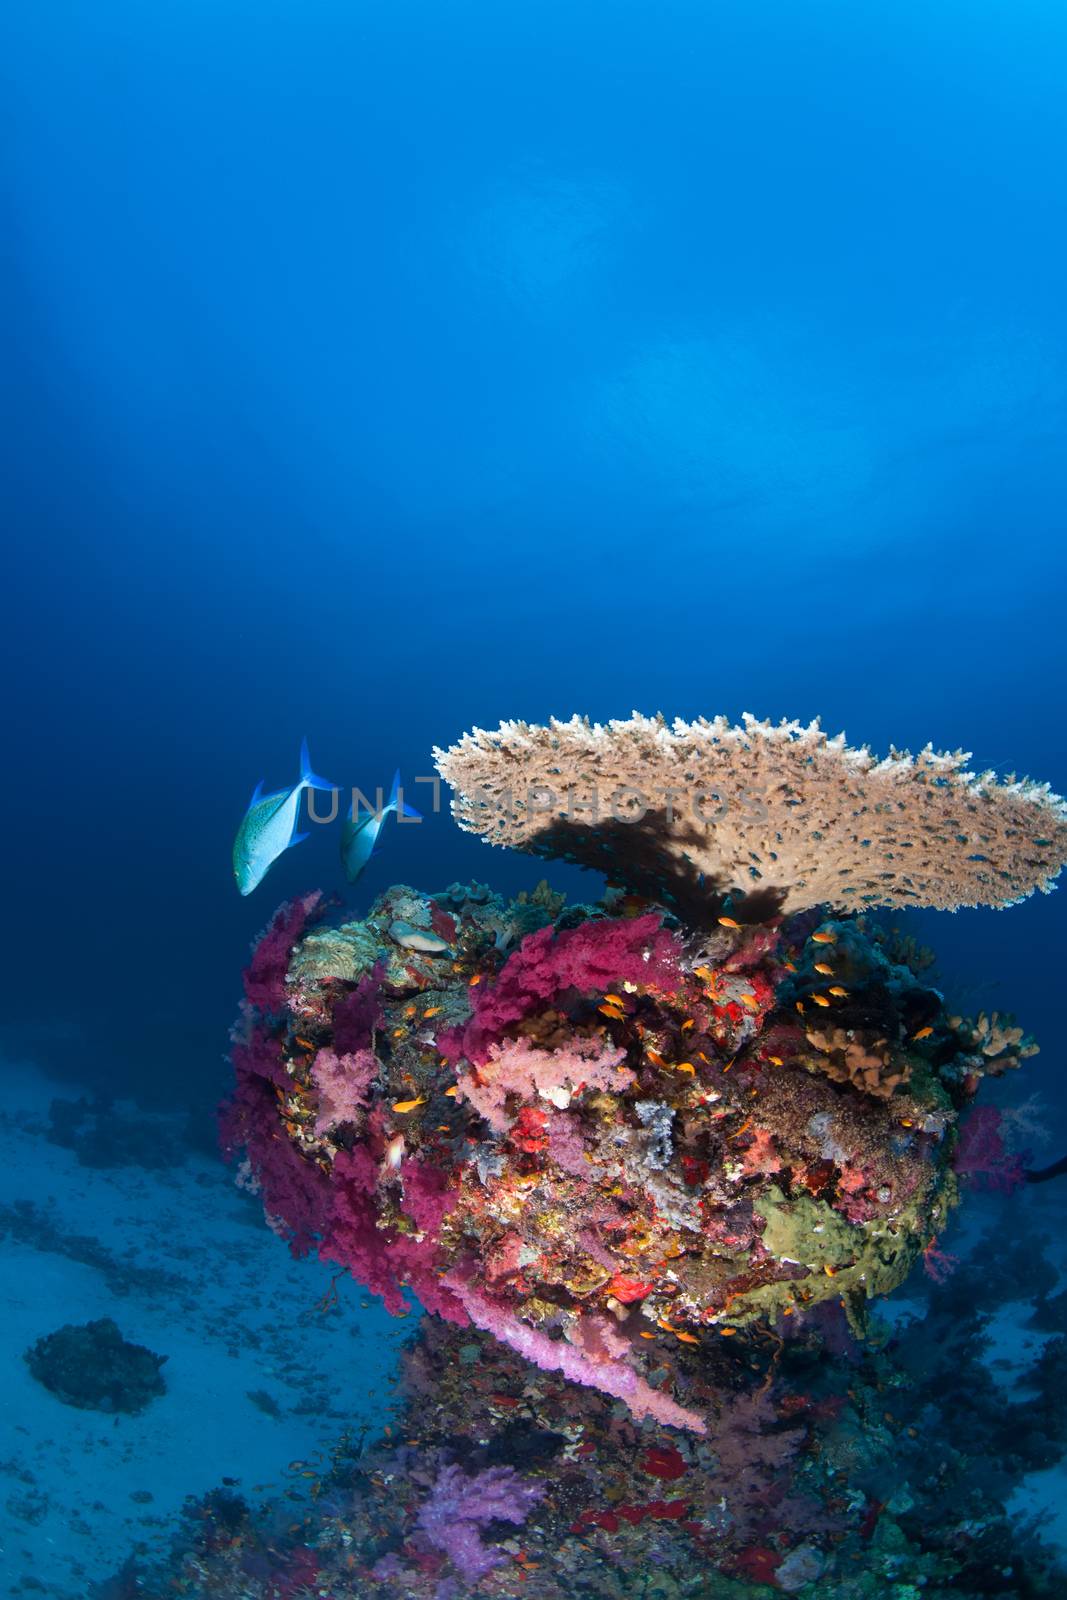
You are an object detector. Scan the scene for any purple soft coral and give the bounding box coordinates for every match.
[416,1463,543,1582]
[954,1106,1026,1193]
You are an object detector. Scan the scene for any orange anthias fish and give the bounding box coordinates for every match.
[392,1095,426,1113]
[717,916,741,929]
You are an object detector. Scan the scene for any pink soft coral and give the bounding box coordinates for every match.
[443,1262,706,1434]
[457,1035,631,1131]
[310,1047,378,1135]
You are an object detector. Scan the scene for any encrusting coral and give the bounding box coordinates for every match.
[223,881,1012,1438]
[433,712,1067,920]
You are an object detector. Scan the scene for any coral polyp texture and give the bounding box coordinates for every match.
[433,712,1067,919]
[222,872,1033,1440]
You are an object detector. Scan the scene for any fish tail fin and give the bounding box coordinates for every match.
[299,737,336,793]
[388,768,422,819]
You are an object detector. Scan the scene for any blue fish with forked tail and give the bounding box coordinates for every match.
[341,769,421,885]
[233,738,336,896]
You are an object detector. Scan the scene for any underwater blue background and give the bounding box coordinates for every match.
[3,0,1066,1142]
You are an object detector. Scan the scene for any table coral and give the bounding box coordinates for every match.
[433,712,1067,918]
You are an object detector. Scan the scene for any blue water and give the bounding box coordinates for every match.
[3,2,1067,1589]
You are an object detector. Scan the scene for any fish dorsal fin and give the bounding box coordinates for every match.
[299,737,337,793]
[388,769,422,819]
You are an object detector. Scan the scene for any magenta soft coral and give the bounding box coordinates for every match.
[319,1149,467,1323]
[242,892,323,1011]
[220,1020,331,1255]
[441,913,681,1065]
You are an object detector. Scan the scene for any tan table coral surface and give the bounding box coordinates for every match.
[435,712,1067,916]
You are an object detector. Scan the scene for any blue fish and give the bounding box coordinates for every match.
[341,769,421,885]
[233,738,336,896]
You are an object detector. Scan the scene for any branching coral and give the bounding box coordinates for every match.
[434,712,1067,916]
[948,1010,1040,1074]
[803,1025,906,1098]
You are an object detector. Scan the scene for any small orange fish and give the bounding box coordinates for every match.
[680,1018,695,1031]
[812,929,837,945]
[639,1330,657,1340]
[599,1003,625,1020]
[795,1000,805,1015]
[694,965,716,983]
[767,1055,784,1067]
[294,1036,314,1052]
[392,1027,405,1037]
[813,961,834,975]
[811,993,831,1008]
[828,986,848,997]
[783,959,797,972]
[719,1327,737,1337]
[646,1048,667,1068]
[423,1005,443,1018]
[403,1005,417,1018]
[741,993,759,1011]
[717,916,741,929]
[444,1085,459,1097]
[674,1061,696,1075]
[392,1095,426,1113]
[603,993,625,1007]
[674,1330,699,1345]
[469,974,482,986]
[912,1025,934,1040]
